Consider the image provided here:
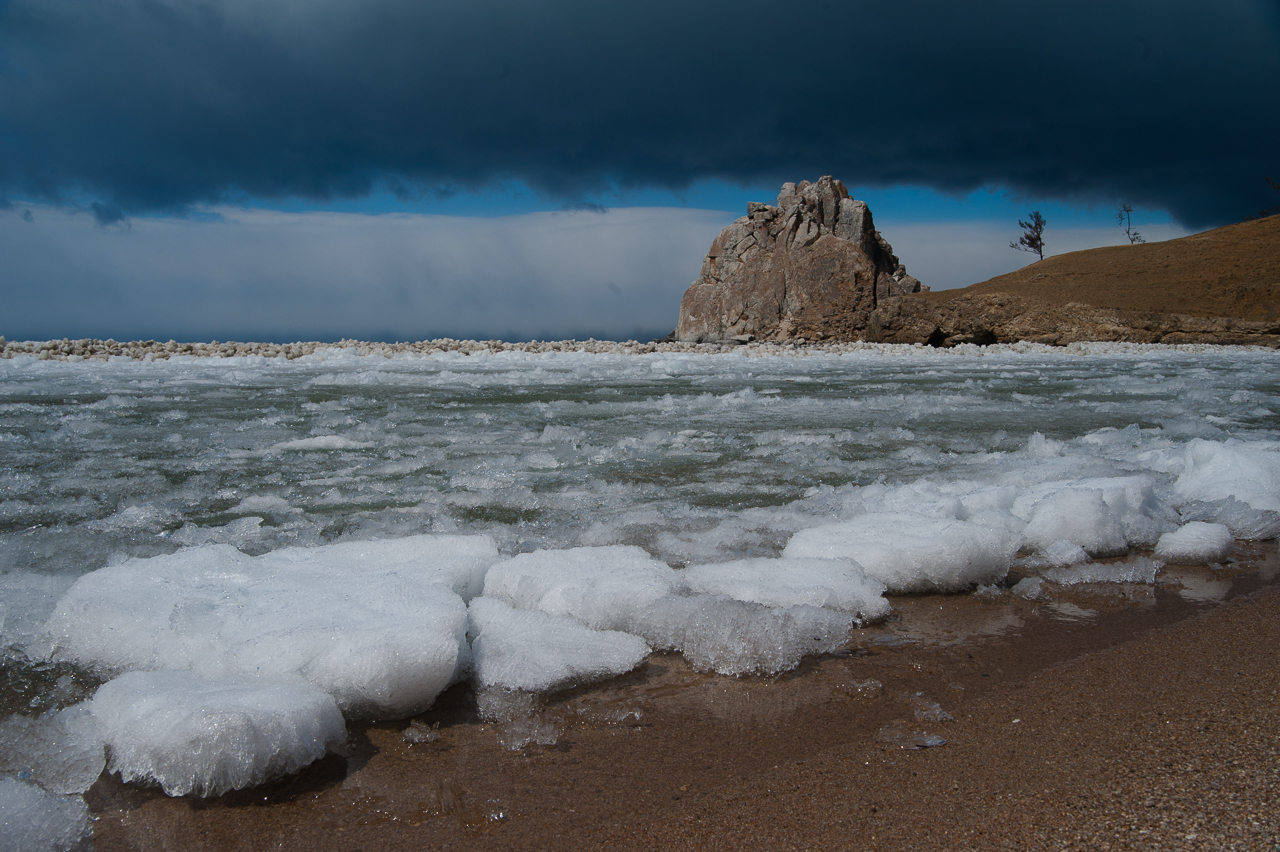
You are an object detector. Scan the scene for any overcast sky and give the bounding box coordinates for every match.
[2,0,1277,342]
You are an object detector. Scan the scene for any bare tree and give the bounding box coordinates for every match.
[1118,203,1145,244]
[1010,211,1046,260]
[1260,177,1280,218]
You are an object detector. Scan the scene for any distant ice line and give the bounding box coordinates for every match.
[2,335,1276,362]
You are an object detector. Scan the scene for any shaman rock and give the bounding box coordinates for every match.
[675,177,924,342]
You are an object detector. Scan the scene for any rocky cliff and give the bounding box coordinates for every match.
[675,177,923,342]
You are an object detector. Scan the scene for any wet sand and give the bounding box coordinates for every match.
[84,543,1279,851]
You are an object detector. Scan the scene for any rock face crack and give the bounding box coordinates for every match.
[675,176,924,343]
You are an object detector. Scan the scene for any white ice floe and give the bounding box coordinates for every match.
[90,670,346,797]
[467,597,650,692]
[47,535,497,716]
[1155,522,1235,564]
[782,512,1018,593]
[677,557,889,622]
[632,595,852,676]
[0,776,92,852]
[481,545,678,632]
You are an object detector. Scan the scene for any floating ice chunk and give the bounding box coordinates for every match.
[1042,556,1159,585]
[678,557,889,623]
[632,595,852,676]
[1174,439,1280,512]
[269,435,374,451]
[1020,489,1128,557]
[474,688,563,750]
[90,670,346,798]
[467,597,650,693]
[1011,577,1046,599]
[48,535,494,716]
[782,513,1017,593]
[1155,522,1234,564]
[0,776,92,852]
[0,705,104,795]
[481,545,678,632]
[170,516,265,547]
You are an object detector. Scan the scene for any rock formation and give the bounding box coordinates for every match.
[675,177,924,342]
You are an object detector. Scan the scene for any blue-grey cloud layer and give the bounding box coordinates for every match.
[0,206,729,342]
[2,0,1278,226]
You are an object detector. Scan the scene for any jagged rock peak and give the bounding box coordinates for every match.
[675,177,925,343]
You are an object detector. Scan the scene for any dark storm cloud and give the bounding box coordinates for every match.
[1,0,1277,227]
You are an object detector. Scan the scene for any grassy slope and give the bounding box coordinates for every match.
[922,214,1280,322]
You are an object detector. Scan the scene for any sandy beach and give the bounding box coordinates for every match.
[82,542,1279,851]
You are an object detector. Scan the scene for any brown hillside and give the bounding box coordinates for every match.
[922,214,1280,322]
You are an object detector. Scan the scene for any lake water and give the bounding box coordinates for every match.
[1,342,1278,847]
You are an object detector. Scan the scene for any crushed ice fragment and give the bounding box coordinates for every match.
[1011,577,1046,600]
[845,679,883,699]
[875,725,947,749]
[910,695,955,723]
[401,720,441,744]
[1042,556,1158,586]
[632,594,851,676]
[474,688,562,750]
[1155,522,1234,564]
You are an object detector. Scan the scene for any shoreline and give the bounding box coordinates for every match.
[3,335,1278,363]
[84,544,1280,851]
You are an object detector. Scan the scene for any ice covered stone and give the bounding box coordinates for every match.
[47,536,489,716]
[678,557,889,623]
[90,670,346,797]
[632,595,852,676]
[782,513,1017,593]
[1155,522,1234,564]
[0,776,92,852]
[467,597,650,693]
[481,545,678,632]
